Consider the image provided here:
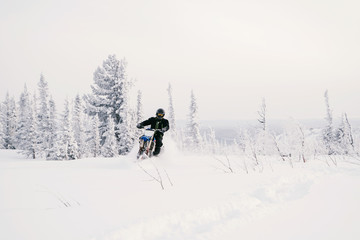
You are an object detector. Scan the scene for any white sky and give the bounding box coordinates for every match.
[1,0,359,121]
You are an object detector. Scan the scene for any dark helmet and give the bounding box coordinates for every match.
[156,108,165,119]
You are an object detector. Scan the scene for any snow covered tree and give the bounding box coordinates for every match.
[101,116,117,157]
[22,93,39,159]
[185,90,202,151]
[56,99,78,160]
[334,113,355,155]
[117,108,136,155]
[48,96,58,155]
[278,119,306,163]
[2,93,17,149]
[0,103,5,149]
[235,128,247,154]
[90,114,101,157]
[37,74,51,157]
[73,94,86,158]
[135,90,144,137]
[167,83,176,134]
[85,55,134,155]
[116,67,135,155]
[256,98,272,156]
[136,90,144,123]
[342,113,356,154]
[16,85,32,150]
[0,121,4,148]
[203,127,219,154]
[322,90,334,155]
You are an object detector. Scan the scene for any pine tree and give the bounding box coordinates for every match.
[323,90,334,155]
[85,55,134,155]
[23,93,39,159]
[80,113,95,158]
[48,96,58,156]
[16,85,32,150]
[335,113,355,155]
[2,93,17,149]
[116,73,135,155]
[101,116,117,157]
[117,108,136,155]
[167,83,176,136]
[186,90,202,151]
[91,114,101,157]
[343,113,355,153]
[57,99,79,160]
[136,90,144,123]
[73,94,86,158]
[135,90,144,136]
[37,74,51,157]
[0,103,5,149]
[167,83,181,145]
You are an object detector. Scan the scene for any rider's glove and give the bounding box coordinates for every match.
[156,127,167,133]
[136,123,143,129]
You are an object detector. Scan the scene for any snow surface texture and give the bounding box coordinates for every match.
[1,140,360,240]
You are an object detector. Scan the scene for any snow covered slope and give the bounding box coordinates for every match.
[1,149,360,240]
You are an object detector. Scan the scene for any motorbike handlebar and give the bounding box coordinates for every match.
[145,128,162,132]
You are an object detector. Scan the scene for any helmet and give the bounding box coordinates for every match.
[156,108,165,119]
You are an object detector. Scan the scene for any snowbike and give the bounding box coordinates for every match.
[137,129,158,160]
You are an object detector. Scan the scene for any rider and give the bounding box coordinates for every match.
[136,108,170,156]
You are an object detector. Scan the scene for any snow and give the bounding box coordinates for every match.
[1,145,360,240]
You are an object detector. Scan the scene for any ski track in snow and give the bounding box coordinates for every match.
[96,182,314,240]
[97,171,360,240]
[93,163,319,240]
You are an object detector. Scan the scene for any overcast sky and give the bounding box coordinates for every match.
[1,0,359,121]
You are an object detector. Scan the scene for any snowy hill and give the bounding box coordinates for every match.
[1,148,360,240]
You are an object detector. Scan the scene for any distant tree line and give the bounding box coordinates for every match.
[0,55,358,162]
[205,93,360,171]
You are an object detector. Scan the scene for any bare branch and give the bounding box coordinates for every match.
[214,156,233,173]
[164,169,173,186]
[137,162,164,190]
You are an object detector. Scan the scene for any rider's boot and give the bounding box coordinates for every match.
[153,147,161,156]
